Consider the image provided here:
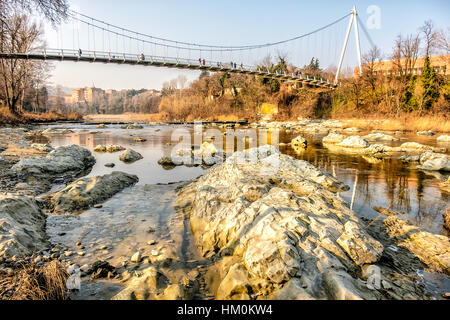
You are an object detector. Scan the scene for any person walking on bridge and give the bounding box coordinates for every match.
[78,48,82,57]
[203,59,205,66]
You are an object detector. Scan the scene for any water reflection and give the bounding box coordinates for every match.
[43,123,449,236]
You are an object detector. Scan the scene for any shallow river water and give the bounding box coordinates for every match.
[39,122,449,299]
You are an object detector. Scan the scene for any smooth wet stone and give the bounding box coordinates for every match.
[133,137,147,142]
[105,163,115,168]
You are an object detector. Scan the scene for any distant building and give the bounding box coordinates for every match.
[71,88,84,103]
[84,87,105,103]
[355,54,450,77]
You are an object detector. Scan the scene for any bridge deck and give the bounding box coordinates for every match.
[0,50,335,89]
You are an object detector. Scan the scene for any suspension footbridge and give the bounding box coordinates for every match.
[0,6,373,89]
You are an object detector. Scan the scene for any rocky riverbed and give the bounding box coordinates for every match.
[0,120,449,300]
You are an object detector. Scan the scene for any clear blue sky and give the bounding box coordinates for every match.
[45,0,450,91]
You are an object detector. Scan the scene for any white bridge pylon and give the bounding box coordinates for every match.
[335,6,363,86]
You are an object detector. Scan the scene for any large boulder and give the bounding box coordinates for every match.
[176,146,386,300]
[12,145,95,176]
[418,152,450,171]
[0,194,48,258]
[48,171,139,214]
[119,149,143,163]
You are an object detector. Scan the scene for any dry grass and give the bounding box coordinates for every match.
[339,115,450,133]
[0,260,69,300]
[0,107,82,125]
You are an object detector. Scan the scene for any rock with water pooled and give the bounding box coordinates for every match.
[337,136,370,148]
[48,171,139,214]
[437,135,450,143]
[175,146,394,299]
[94,145,125,153]
[417,152,450,171]
[0,194,48,258]
[12,144,95,176]
[119,149,143,163]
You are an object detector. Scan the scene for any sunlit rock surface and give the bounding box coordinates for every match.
[175,146,401,299]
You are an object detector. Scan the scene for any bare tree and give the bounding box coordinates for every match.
[392,34,420,76]
[0,0,68,25]
[436,27,450,54]
[420,20,438,57]
[0,14,44,113]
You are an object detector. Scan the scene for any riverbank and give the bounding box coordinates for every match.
[80,113,450,133]
[0,122,449,300]
[0,107,81,125]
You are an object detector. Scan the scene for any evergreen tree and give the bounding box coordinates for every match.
[403,76,418,112]
[421,56,440,110]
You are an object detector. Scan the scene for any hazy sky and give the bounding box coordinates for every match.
[43,0,450,91]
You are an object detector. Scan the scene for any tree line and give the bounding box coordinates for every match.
[159,21,449,121]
